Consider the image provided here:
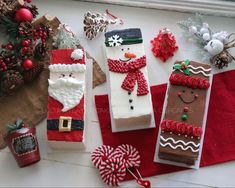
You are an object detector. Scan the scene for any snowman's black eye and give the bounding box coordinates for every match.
[61,74,65,77]
[121,48,124,51]
[127,48,130,50]
[69,73,73,77]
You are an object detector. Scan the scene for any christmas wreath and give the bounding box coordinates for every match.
[0,0,51,95]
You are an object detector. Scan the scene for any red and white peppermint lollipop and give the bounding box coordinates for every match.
[115,144,141,168]
[99,157,126,186]
[91,145,114,169]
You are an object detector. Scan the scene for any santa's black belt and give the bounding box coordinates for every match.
[47,119,84,131]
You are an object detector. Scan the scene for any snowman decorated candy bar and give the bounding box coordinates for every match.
[104,28,154,132]
[155,60,212,167]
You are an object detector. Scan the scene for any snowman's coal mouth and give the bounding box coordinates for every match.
[119,58,131,62]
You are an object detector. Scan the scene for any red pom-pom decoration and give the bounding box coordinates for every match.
[115,144,141,168]
[15,8,33,23]
[99,157,126,186]
[23,59,33,70]
[151,28,178,62]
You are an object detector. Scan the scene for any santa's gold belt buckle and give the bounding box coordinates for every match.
[59,116,72,132]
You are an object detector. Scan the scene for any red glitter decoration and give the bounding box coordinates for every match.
[161,120,203,138]
[108,56,149,96]
[151,28,178,62]
[170,73,210,89]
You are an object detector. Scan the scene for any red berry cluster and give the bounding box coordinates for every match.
[33,26,48,45]
[0,59,7,72]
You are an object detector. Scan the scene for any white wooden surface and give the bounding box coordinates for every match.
[1,0,235,187]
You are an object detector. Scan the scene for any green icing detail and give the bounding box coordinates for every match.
[173,59,190,75]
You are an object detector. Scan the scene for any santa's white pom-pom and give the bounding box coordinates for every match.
[202,33,210,41]
[189,26,197,34]
[204,39,224,56]
[71,49,83,60]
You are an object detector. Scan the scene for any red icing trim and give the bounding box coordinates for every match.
[108,56,149,96]
[161,120,203,137]
[169,73,210,89]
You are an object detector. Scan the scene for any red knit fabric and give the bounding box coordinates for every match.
[108,56,149,95]
[95,70,235,179]
[170,73,210,89]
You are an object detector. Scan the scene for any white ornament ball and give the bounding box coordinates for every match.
[200,27,209,35]
[189,26,197,34]
[71,49,83,60]
[204,39,224,56]
[202,22,209,28]
[202,33,210,41]
[212,31,229,43]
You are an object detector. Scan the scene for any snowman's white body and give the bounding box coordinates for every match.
[105,43,154,132]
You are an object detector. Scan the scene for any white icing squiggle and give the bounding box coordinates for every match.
[189,69,210,77]
[188,65,211,72]
[175,69,210,77]
[160,136,200,148]
[160,142,199,153]
[49,63,86,73]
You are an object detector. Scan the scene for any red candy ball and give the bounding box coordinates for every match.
[183,106,189,112]
[23,40,30,47]
[23,59,33,70]
[15,8,33,23]
[7,44,13,50]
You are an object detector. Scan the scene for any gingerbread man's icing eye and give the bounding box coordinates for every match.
[127,47,130,50]
[182,90,185,93]
[191,91,194,94]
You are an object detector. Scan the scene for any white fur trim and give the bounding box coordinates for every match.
[49,63,86,73]
[71,49,84,60]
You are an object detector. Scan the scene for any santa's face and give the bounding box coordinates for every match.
[105,43,145,62]
[48,72,85,112]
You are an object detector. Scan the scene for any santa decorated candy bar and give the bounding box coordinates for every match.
[155,60,212,167]
[47,48,86,149]
[104,28,154,132]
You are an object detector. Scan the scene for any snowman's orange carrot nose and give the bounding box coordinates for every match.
[124,52,136,59]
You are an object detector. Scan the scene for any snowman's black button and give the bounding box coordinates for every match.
[129,99,133,103]
[130,106,134,110]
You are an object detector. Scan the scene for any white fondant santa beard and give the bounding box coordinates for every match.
[48,68,85,112]
[105,43,152,120]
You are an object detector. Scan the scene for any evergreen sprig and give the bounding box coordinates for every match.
[7,119,25,134]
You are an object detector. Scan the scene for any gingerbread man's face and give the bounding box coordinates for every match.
[165,85,207,126]
[177,88,199,104]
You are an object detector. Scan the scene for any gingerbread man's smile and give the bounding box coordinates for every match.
[178,89,198,104]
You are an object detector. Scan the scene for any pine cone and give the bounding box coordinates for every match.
[211,50,233,69]
[28,5,38,18]
[1,70,24,94]
[0,1,12,16]
[23,61,44,83]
